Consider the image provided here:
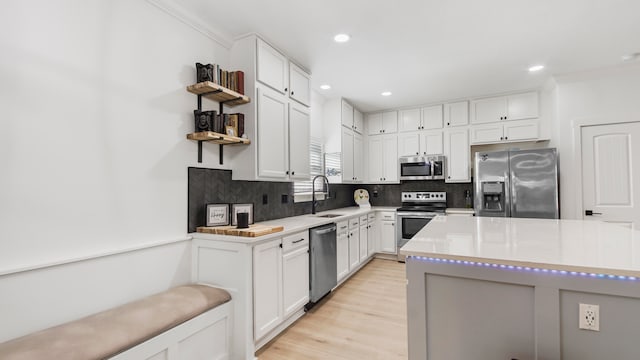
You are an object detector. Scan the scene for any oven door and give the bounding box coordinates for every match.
[396,211,437,260]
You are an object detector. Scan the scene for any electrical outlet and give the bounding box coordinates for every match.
[579,303,600,331]
[281,194,288,203]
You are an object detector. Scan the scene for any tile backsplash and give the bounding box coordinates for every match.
[188,167,474,232]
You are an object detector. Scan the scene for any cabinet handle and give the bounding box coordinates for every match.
[500,137,504,140]
[447,122,450,126]
[284,87,288,92]
[448,176,451,179]
[416,152,419,155]
[292,171,295,175]
[292,238,305,244]
[291,90,295,95]
[279,243,283,248]
[504,116,507,120]
[286,170,289,175]
[504,136,508,140]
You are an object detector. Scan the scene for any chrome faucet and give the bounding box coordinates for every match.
[311,175,330,214]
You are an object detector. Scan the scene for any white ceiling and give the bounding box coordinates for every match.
[175,0,640,112]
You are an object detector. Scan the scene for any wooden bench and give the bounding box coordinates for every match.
[0,284,232,360]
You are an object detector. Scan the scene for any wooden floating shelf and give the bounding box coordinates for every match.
[186,82,250,106]
[187,131,251,145]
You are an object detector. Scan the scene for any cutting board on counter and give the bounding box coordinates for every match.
[196,224,284,237]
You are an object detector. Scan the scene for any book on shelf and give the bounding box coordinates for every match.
[194,63,245,95]
[228,113,245,138]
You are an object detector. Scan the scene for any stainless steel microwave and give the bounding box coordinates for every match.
[399,155,445,180]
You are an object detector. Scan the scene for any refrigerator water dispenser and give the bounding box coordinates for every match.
[481,182,505,213]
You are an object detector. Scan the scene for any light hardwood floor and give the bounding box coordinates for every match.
[256,258,407,359]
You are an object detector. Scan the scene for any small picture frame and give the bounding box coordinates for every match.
[231,203,254,226]
[225,125,236,137]
[206,204,229,226]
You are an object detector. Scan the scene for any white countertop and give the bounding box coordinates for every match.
[191,206,397,244]
[400,215,640,277]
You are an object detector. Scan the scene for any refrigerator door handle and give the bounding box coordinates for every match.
[507,170,514,218]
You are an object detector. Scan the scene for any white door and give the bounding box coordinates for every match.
[367,113,383,135]
[382,135,399,182]
[581,122,640,228]
[353,109,364,134]
[445,128,470,182]
[382,111,398,133]
[422,105,443,129]
[256,39,287,94]
[342,128,354,182]
[282,246,309,318]
[368,136,384,182]
[288,104,310,180]
[421,130,443,155]
[341,100,354,129]
[398,133,420,156]
[349,228,360,269]
[253,238,283,340]
[353,133,364,182]
[288,62,310,106]
[472,96,507,124]
[359,224,368,262]
[379,220,396,253]
[257,86,289,179]
[336,225,350,281]
[399,108,422,132]
[445,101,469,127]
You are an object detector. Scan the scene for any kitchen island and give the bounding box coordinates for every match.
[400,216,640,360]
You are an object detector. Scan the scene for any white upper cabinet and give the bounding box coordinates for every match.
[353,133,364,181]
[470,119,538,144]
[369,134,398,183]
[398,131,443,157]
[367,111,398,134]
[288,103,311,180]
[257,85,289,179]
[382,111,398,133]
[471,91,539,124]
[399,108,421,132]
[341,100,354,129]
[399,105,443,132]
[444,128,470,183]
[288,62,310,107]
[353,108,364,134]
[445,101,469,127]
[256,38,288,94]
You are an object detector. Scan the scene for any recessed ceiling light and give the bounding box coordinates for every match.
[334,34,350,43]
[381,91,392,96]
[528,65,545,72]
[320,84,331,90]
[622,53,640,62]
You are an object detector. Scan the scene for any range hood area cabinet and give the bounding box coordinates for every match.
[229,35,311,181]
[323,98,365,183]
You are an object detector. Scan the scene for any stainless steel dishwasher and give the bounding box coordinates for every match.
[307,223,337,309]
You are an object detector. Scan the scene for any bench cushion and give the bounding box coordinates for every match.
[0,284,231,360]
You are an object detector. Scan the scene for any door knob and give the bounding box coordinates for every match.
[585,210,603,216]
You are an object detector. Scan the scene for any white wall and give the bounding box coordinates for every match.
[0,0,233,340]
[550,63,640,219]
[0,0,230,272]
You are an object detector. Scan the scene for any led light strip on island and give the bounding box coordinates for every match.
[407,256,639,282]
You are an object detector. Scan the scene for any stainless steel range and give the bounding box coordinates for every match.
[396,191,447,261]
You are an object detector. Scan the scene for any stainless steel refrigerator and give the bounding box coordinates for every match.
[474,148,559,218]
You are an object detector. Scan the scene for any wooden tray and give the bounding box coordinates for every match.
[196,224,284,237]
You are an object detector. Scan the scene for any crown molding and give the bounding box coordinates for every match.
[146,0,234,49]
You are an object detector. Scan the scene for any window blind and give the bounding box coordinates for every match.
[294,137,324,194]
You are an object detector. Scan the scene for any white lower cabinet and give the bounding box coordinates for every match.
[254,230,309,342]
[367,213,377,256]
[282,240,309,318]
[348,217,360,270]
[378,211,397,254]
[359,215,368,262]
[336,221,350,282]
[253,238,283,341]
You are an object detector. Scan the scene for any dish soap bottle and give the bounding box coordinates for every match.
[464,190,472,208]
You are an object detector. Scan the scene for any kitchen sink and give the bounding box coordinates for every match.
[315,214,342,218]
